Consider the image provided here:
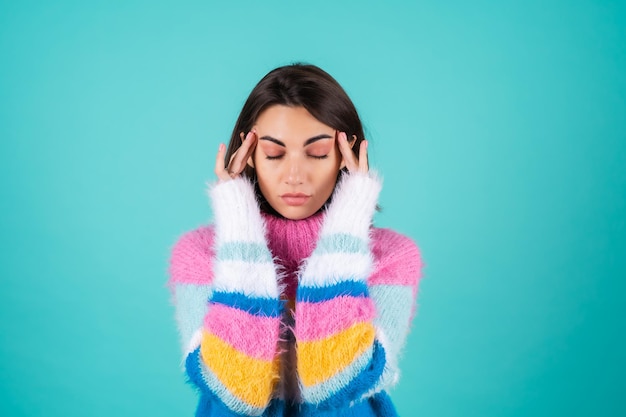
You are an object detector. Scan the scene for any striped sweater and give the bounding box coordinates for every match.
[167,172,423,416]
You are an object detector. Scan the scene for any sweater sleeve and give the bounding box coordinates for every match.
[167,226,216,357]
[366,228,423,394]
[173,177,284,416]
[294,171,388,409]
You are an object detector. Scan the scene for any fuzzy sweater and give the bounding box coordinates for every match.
[167,172,423,416]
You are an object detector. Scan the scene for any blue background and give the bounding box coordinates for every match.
[1,1,625,416]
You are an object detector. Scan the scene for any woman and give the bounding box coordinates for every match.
[168,63,423,416]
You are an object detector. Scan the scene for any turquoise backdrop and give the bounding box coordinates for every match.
[1,1,624,416]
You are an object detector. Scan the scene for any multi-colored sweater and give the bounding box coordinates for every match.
[167,171,423,416]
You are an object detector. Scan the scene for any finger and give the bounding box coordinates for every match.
[338,132,358,172]
[214,143,230,181]
[239,130,258,167]
[225,139,247,177]
[228,130,257,175]
[232,130,256,173]
[358,140,369,173]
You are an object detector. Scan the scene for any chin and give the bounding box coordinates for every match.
[273,204,318,221]
[278,209,314,221]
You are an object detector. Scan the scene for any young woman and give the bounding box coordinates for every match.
[168,64,423,417]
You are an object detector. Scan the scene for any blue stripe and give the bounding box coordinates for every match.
[296,280,369,303]
[216,242,273,263]
[315,233,368,255]
[302,340,387,411]
[298,392,396,416]
[210,291,283,318]
[367,390,399,417]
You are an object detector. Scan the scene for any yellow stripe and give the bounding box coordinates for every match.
[201,331,278,408]
[297,322,376,386]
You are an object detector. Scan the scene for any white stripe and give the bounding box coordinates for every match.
[213,260,280,298]
[208,177,268,244]
[375,327,397,370]
[299,252,373,287]
[178,328,204,371]
[320,172,382,241]
[185,328,204,356]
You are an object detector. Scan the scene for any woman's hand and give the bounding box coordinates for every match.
[337,131,368,174]
[214,130,258,182]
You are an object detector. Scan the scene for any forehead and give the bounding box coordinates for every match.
[254,105,334,145]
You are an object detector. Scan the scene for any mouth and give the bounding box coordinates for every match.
[280,193,311,206]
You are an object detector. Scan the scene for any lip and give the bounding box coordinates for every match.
[280,193,311,206]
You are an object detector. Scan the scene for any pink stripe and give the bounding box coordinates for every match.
[368,228,423,286]
[204,304,280,361]
[168,226,216,287]
[295,296,375,341]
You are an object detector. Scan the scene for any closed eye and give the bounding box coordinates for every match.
[265,155,283,160]
[309,154,328,160]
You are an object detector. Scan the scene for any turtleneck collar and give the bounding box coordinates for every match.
[261,210,324,299]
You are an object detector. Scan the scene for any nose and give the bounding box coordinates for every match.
[285,157,303,185]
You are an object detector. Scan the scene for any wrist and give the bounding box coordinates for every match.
[207,177,266,243]
[321,170,382,240]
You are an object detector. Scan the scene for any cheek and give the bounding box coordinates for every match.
[255,168,275,201]
[314,165,340,194]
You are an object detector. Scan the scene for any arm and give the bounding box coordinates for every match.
[294,171,386,409]
[167,226,216,359]
[366,228,423,394]
[170,177,283,416]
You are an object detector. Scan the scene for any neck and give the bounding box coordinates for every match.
[261,211,324,299]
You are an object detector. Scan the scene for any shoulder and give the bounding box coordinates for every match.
[167,224,216,286]
[368,227,423,287]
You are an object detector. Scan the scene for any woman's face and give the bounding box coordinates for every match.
[250,105,343,220]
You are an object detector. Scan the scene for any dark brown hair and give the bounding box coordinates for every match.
[224,63,366,213]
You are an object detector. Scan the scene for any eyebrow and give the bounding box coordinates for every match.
[259,134,333,147]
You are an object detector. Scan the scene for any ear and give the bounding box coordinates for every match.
[348,134,357,149]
